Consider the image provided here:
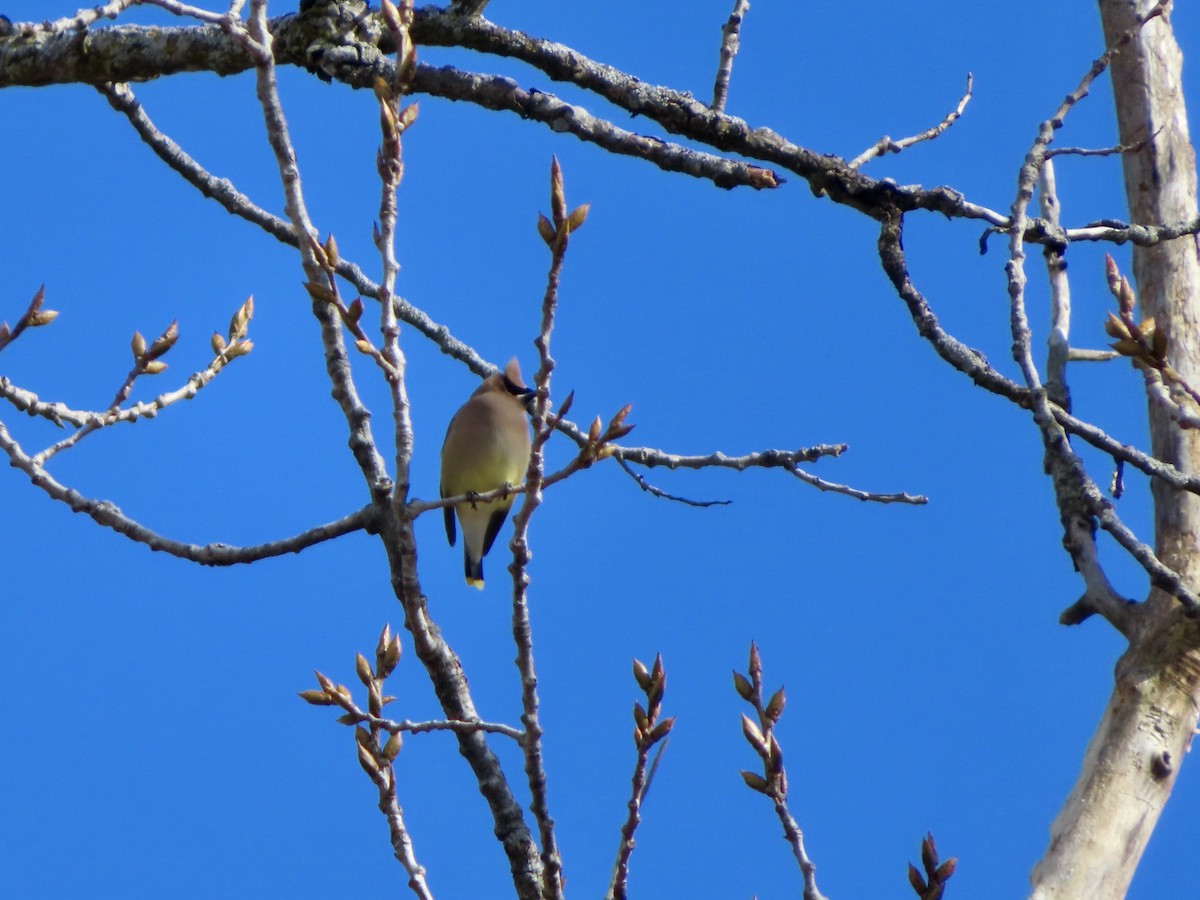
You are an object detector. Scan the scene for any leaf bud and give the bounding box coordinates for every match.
[739,770,769,793]
[648,716,675,743]
[549,155,566,225]
[357,743,380,777]
[566,203,589,234]
[733,671,754,701]
[355,652,374,687]
[537,213,555,247]
[27,310,58,327]
[740,713,768,756]
[908,863,928,894]
[381,732,402,762]
[632,658,651,690]
[297,690,335,706]
[765,687,786,722]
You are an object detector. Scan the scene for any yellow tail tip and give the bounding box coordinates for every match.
[466,577,485,590]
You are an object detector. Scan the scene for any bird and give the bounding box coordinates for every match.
[440,358,535,589]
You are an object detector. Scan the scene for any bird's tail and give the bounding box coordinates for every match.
[464,549,485,590]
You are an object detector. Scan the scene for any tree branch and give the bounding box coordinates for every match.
[505,158,577,900]
[849,73,972,170]
[710,0,749,115]
[0,418,374,562]
[238,5,543,894]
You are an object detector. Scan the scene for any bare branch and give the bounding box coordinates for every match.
[96,79,493,385]
[879,207,1200,499]
[239,0,392,494]
[506,157,575,900]
[1068,348,1120,362]
[374,0,418,520]
[849,73,972,169]
[372,771,433,900]
[616,455,732,507]
[13,0,137,34]
[617,442,843,470]
[1057,409,1200,493]
[1036,162,1138,636]
[784,462,928,505]
[1046,127,1161,159]
[1090,483,1200,614]
[1040,159,1072,408]
[1001,3,1198,623]
[1062,214,1200,245]
[710,0,749,115]
[409,63,779,190]
[141,0,239,26]
[28,309,249,465]
[0,364,227,429]
[0,418,374,563]
[17,9,1200,249]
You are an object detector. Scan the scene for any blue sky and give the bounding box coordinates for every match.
[2,2,1198,897]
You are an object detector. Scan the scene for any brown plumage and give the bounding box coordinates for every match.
[439,358,534,589]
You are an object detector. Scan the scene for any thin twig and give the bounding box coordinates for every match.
[785,463,928,505]
[30,308,250,465]
[878,212,1200,496]
[606,656,674,900]
[141,0,238,26]
[1040,158,1072,409]
[616,455,732,507]
[506,157,574,900]
[1062,214,1200,245]
[12,0,136,34]
[308,672,525,742]
[375,0,418,519]
[735,644,827,900]
[617,443,847,470]
[306,636,434,900]
[239,0,391,491]
[1000,0,1193,626]
[96,79,492,385]
[0,285,54,353]
[849,74,972,169]
[1068,348,1120,362]
[0,371,226,428]
[370,771,433,900]
[710,0,749,115]
[1046,128,1160,159]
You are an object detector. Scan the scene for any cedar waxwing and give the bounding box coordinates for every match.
[440,358,535,589]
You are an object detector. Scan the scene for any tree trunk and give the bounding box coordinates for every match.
[1030,3,1200,896]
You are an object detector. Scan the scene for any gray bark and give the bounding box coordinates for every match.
[1030,3,1200,896]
